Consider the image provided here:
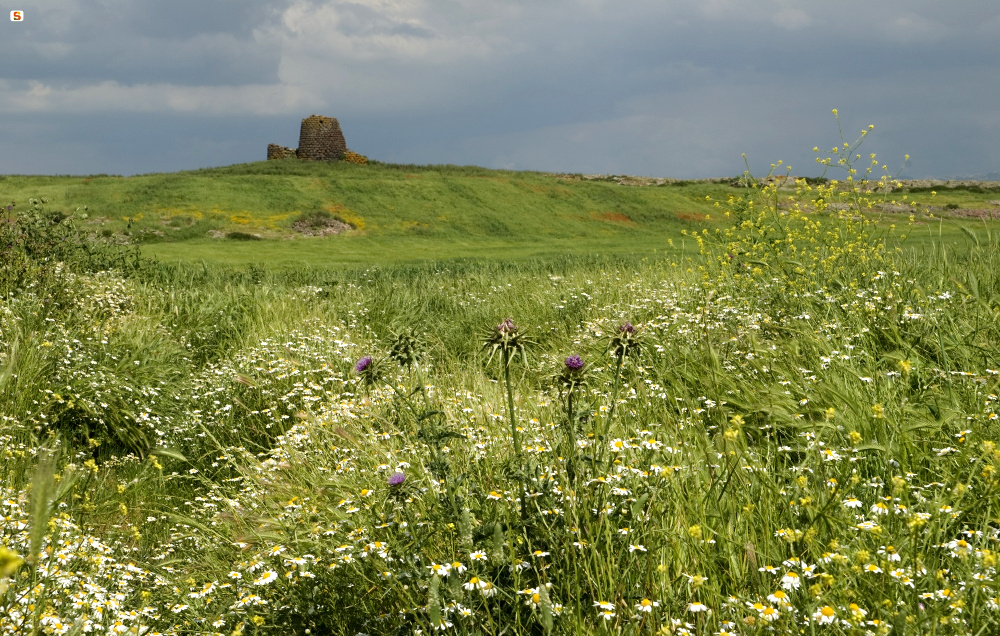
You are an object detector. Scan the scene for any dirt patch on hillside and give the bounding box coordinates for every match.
[676,212,711,221]
[592,211,635,224]
[551,173,733,187]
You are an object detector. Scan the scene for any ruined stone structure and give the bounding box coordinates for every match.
[267,144,296,160]
[267,115,348,161]
[297,115,347,161]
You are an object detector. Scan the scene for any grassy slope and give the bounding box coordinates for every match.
[1,161,723,267]
[2,160,998,267]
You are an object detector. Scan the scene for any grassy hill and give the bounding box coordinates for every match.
[1,160,727,267]
[2,159,998,267]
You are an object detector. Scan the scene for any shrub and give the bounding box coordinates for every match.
[0,197,141,308]
[0,197,166,456]
[696,115,912,293]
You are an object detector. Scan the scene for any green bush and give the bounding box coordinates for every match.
[0,197,139,301]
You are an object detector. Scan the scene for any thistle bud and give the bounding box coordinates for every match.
[497,318,518,334]
[354,356,372,374]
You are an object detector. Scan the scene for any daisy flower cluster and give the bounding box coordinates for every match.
[1,488,174,635]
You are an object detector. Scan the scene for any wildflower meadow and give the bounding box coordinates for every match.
[2,122,1000,635]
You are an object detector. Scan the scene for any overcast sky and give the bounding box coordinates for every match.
[3,1,999,178]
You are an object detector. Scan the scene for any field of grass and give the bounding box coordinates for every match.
[2,159,998,268]
[0,161,728,267]
[2,148,1000,635]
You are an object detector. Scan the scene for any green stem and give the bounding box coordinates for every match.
[502,348,527,523]
[599,351,626,468]
[414,362,433,411]
[565,388,576,485]
[503,349,520,457]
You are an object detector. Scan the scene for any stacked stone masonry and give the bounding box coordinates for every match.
[267,115,348,161]
[267,144,296,160]
[297,115,347,161]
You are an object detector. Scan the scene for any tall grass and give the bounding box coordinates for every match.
[2,139,1000,634]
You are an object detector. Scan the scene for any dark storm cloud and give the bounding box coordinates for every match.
[116,0,275,39]
[1,0,999,177]
[4,0,282,85]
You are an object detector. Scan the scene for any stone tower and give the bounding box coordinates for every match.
[296,115,347,161]
[267,115,349,161]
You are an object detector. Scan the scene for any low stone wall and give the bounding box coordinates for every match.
[267,144,296,160]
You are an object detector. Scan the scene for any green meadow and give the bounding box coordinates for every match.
[2,143,1000,635]
[2,161,722,267]
[2,159,996,268]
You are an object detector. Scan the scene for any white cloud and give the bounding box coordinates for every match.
[244,0,544,114]
[266,0,516,63]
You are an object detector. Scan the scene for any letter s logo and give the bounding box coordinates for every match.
[11,11,23,21]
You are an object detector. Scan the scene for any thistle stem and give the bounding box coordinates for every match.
[597,350,625,468]
[503,348,520,457]
[502,347,527,522]
[565,387,577,485]
[605,351,625,436]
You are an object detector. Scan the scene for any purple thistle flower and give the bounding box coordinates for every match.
[388,472,406,487]
[619,321,635,335]
[355,356,372,374]
[565,355,584,370]
[497,318,518,334]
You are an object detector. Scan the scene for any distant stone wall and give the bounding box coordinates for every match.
[267,115,348,161]
[267,144,296,160]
